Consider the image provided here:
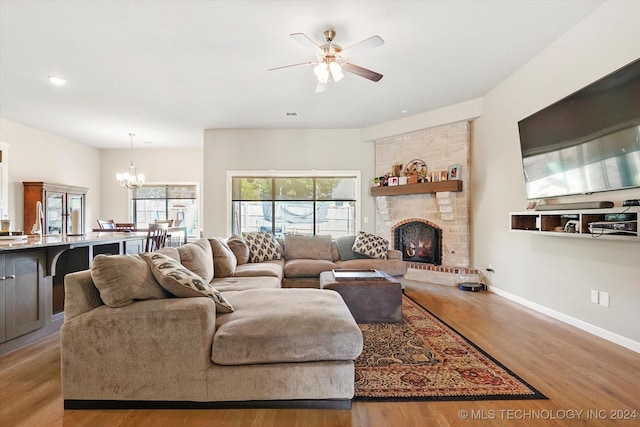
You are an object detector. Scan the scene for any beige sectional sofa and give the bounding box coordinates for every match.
[280,234,406,288]
[61,232,405,409]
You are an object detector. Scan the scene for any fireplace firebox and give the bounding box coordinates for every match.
[393,221,442,265]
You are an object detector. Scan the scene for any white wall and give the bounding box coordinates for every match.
[0,117,101,232]
[203,129,372,237]
[100,148,203,226]
[0,118,204,232]
[472,1,640,344]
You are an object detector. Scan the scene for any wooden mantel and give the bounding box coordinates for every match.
[370,180,463,197]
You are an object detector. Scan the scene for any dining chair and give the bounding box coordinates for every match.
[145,222,169,252]
[97,219,116,229]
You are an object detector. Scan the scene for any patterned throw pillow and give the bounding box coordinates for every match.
[141,252,234,313]
[351,231,389,259]
[242,232,283,263]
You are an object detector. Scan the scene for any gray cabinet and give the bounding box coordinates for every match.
[0,250,46,343]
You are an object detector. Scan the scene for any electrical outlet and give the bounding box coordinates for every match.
[590,290,599,304]
[599,291,610,307]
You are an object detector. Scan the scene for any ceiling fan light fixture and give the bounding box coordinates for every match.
[273,29,384,90]
[314,62,329,83]
[329,62,344,82]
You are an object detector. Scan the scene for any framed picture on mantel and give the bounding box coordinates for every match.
[448,164,461,180]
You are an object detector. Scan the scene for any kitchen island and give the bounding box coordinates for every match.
[0,232,145,355]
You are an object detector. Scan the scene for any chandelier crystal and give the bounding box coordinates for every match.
[116,133,145,189]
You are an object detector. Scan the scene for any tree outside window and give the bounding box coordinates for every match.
[231,175,357,237]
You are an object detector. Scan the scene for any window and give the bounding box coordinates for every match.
[231,174,358,237]
[131,185,198,237]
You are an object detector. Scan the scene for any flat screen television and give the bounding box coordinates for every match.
[517,58,640,200]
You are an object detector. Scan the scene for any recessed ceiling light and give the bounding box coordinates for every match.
[48,76,66,85]
[400,110,409,114]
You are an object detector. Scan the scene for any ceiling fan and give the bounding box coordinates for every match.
[269,29,384,93]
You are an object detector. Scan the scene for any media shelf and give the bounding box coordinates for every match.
[509,206,639,242]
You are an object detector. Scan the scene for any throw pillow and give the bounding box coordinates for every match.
[177,238,214,282]
[335,235,371,261]
[91,254,168,308]
[155,246,180,262]
[284,234,333,260]
[208,238,237,278]
[226,235,250,265]
[351,231,389,259]
[141,252,234,313]
[242,231,282,263]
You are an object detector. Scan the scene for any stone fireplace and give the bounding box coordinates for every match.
[374,121,480,285]
[393,219,442,265]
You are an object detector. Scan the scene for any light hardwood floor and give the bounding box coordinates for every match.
[2,280,639,427]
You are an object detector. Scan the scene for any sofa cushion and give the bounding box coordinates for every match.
[335,235,370,261]
[242,232,282,263]
[284,259,339,278]
[226,235,250,265]
[284,234,333,260]
[331,240,340,261]
[352,231,389,259]
[211,276,281,292]
[141,252,234,313]
[91,254,168,308]
[209,238,237,278]
[177,238,214,282]
[213,288,363,365]
[233,259,284,280]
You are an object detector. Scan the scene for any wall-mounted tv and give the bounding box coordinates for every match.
[517,58,640,200]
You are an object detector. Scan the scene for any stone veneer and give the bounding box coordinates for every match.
[374,121,481,285]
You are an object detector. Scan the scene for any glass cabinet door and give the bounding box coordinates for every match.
[45,192,64,235]
[67,193,85,235]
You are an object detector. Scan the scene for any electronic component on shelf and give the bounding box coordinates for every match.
[588,220,637,235]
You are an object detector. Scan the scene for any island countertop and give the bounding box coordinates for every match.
[0,232,146,252]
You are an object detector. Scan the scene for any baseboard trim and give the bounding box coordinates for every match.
[488,286,640,354]
[64,398,352,410]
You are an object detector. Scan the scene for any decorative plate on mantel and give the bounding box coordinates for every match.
[405,159,427,179]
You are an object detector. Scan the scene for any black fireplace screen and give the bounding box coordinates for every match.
[394,222,442,265]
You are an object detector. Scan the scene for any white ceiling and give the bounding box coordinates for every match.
[0,0,604,149]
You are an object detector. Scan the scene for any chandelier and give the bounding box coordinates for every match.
[116,133,145,189]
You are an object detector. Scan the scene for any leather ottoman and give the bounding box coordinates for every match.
[319,270,402,323]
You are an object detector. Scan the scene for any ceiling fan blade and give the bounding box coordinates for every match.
[342,62,383,82]
[290,33,323,54]
[342,35,384,55]
[315,80,328,93]
[268,62,314,71]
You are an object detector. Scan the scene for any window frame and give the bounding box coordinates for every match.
[227,170,361,237]
[128,181,201,238]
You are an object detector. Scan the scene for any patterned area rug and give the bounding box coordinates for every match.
[354,295,547,401]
